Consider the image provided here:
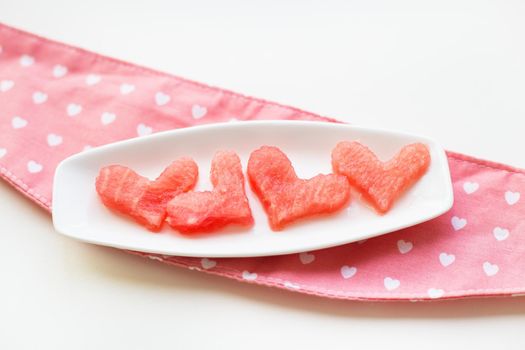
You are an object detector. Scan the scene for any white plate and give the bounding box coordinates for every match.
[52,121,453,257]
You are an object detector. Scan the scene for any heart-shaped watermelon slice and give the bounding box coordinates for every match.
[166,150,253,234]
[95,158,198,231]
[247,146,351,230]
[332,141,430,213]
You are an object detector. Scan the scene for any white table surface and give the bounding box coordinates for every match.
[2,1,525,349]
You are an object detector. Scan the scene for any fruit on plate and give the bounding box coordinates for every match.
[332,141,430,214]
[166,150,253,233]
[247,146,351,230]
[95,158,198,231]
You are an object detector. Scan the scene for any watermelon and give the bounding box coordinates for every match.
[166,150,253,233]
[95,158,198,231]
[247,146,351,230]
[332,141,430,213]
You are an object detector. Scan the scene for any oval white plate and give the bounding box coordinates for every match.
[52,121,453,257]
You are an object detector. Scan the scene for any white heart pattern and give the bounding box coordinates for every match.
[0,79,14,92]
[299,252,315,264]
[427,288,445,299]
[463,181,479,194]
[101,112,116,125]
[67,103,82,117]
[19,54,34,67]
[200,258,216,270]
[451,216,467,231]
[32,91,47,104]
[120,83,135,95]
[52,64,68,78]
[155,92,170,106]
[397,240,413,254]
[439,252,455,267]
[137,123,152,137]
[483,261,499,276]
[192,104,207,119]
[0,148,7,159]
[242,271,257,281]
[47,133,63,147]
[493,226,509,241]
[11,116,28,129]
[85,74,101,86]
[384,277,400,291]
[340,265,357,279]
[505,191,520,205]
[27,160,43,173]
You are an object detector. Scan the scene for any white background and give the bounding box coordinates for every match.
[1,1,525,349]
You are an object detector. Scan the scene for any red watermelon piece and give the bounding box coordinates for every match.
[247,146,351,230]
[166,150,253,234]
[96,158,198,231]
[332,141,430,214]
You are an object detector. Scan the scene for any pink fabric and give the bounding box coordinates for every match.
[1,23,525,301]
